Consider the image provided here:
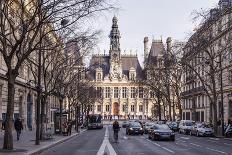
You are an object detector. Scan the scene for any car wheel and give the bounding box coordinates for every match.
[148,134,151,139]
[179,129,181,134]
[190,131,192,136]
[141,133,143,135]
[196,131,199,137]
[171,137,175,141]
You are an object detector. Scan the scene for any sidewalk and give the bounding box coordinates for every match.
[0,128,87,155]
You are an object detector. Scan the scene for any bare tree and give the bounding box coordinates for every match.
[181,6,232,135]
[0,0,115,150]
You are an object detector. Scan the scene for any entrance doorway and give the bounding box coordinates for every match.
[113,102,119,116]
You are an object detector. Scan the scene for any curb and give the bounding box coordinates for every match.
[27,129,87,155]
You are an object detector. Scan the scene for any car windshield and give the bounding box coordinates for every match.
[146,123,153,126]
[184,122,192,126]
[131,123,141,127]
[199,124,211,128]
[157,124,170,130]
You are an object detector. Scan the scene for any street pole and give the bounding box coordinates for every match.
[59,96,63,134]
[219,55,224,136]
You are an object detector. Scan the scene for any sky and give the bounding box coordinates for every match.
[87,0,219,65]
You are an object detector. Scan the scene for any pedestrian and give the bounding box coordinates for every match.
[1,120,6,131]
[62,121,68,136]
[14,118,23,140]
[67,120,72,136]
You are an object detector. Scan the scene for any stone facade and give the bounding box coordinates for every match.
[181,0,232,124]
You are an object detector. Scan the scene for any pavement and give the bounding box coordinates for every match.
[0,128,87,155]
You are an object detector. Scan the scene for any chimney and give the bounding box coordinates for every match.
[166,37,172,53]
[144,37,149,62]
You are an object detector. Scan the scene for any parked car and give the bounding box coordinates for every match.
[179,120,194,135]
[166,121,179,132]
[122,121,129,128]
[225,124,232,138]
[144,122,154,134]
[148,124,175,141]
[126,122,144,135]
[190,123,214,137]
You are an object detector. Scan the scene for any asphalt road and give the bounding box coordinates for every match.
[109,127,232,155]
[40,128,105,155]
[39,125,232,155]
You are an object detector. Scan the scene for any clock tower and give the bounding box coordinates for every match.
[109,16,122,79]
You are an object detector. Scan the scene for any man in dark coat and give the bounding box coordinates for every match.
[14,118,23,140]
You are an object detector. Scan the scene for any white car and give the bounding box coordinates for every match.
[179,120,194,135]
[190,123,214,137]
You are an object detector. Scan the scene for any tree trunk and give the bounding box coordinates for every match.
[3,73,16,150]
[40,95,46,140]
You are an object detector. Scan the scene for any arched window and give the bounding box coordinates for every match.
[97,73,102,81]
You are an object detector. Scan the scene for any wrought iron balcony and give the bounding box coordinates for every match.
[180,86,205,97]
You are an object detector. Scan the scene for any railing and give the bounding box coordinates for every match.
[180,86,205,96]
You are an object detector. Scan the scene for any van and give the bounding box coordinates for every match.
[179,120,194,135]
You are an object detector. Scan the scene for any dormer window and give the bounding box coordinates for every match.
[129,67,136,81]
[96,67,103,81]
[131,73,135,80]
[97,73,102,81]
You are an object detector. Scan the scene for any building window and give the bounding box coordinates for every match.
[229,100,232,118]
[105,87,110,98]
[122,87,127,98]
[139,105,143,112]
[106,105,110,112]
[97,105,101,112]
[89,105,93,111]
[114,87,119,98]
[131,105,135,112]
[150,91,155,98]
[228,70,232,83]
[139,87,143,98]
[122,104,127,112]
[96,87,102,98]
[202,96,205,107]
[198,96,200,108]
[131,87,136,98]
[97,73,102,81]
[131,73,135,80]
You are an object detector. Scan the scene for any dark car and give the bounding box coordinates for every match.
[126,122,144,135]
[122,121,129,128]
[148,124,175,141]
[166,122,179,132]
[225,124,232,138]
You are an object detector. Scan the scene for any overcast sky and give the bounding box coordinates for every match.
[87,0,219,65]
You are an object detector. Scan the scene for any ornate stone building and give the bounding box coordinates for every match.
[87,17,153,119]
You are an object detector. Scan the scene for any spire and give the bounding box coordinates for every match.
[109,16,120,50]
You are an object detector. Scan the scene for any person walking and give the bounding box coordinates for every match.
[14,118,23,140]
[113,120,120,143]
[67,120,72,136]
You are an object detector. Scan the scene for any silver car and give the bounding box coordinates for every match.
[190,123,214,137]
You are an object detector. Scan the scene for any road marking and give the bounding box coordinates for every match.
[224,143,232,146]
[190,143,202,147]
[207,140,217,143]
[180,137,190,140]
[161,147,175,154]
[209,138,219,141]
[97,126,117,155]
[224,138,232,141]
[123,136,128,140]
[177,140,186,143]
[206,147,227,154]
[145,139,174,153]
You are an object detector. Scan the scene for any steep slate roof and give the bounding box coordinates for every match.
[87,55,110,80]
[147,40,165,66]
[121,55,143,79]
[87,54,144,80]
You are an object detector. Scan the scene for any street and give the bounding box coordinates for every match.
[39,125,232,155]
